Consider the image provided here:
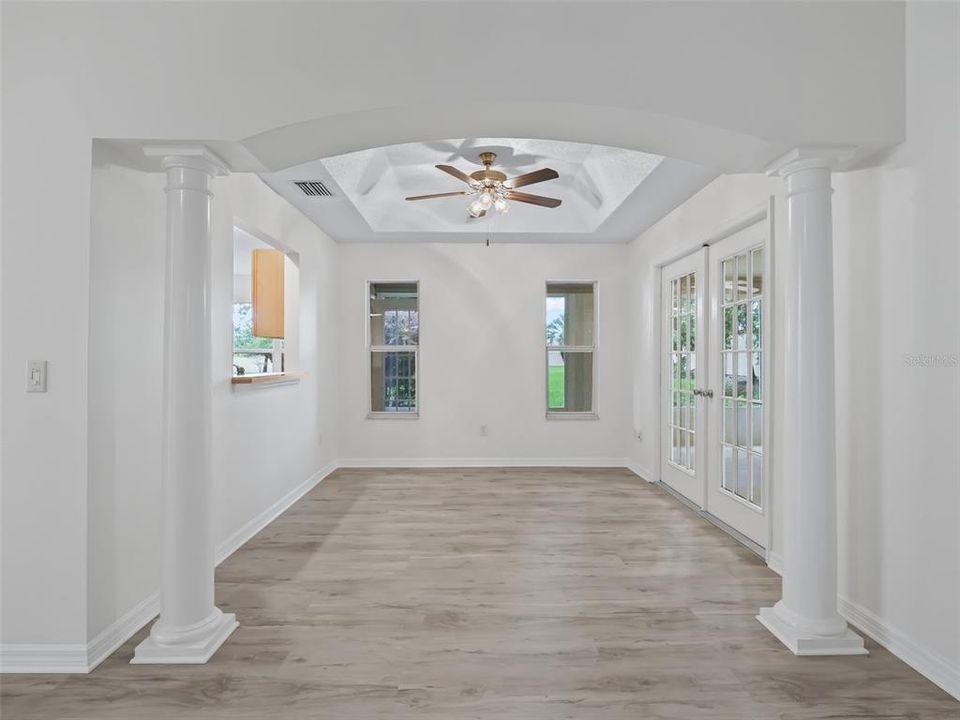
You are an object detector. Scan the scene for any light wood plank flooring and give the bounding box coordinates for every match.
[3,468,957,719]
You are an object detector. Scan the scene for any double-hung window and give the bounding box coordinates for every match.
[368,282,419,415]
[546,282,597,416]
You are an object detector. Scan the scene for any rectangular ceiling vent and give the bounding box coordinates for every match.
[294,180,334,198]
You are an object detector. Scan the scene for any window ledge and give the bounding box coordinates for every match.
[231,372,302,387]
[546,412,600,421]
[366,412,420,420]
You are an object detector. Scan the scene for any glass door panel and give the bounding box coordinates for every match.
[661,248,707,507]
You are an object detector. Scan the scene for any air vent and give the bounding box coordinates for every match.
[294,180,333,198]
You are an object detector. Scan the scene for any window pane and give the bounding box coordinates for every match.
[751,301,761,350]
[736,449,749,498]
[752,352,762,401]
[370,283,418,346]
[736,303,748,350]
[723,353,735,398]
[723,398,736,445]
[546,283,594,346]
[723,307,733,350]
[736,253,748,300]
[723,259,734,303]
[752,403,763,453]
[751,454,763,506]
[751,247,764,296]
[371,351,417,412]
[736,352,749,399]
[737,400,748,447]
[547,350,592,412]
[722,445,734,490]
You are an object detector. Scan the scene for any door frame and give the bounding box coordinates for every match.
[656,198,776,554]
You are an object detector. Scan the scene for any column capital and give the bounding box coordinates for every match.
[143,144,230,177]
[765,145,856,178]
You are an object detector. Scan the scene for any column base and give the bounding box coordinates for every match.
[758,606,867,656]
[131,610,238,664]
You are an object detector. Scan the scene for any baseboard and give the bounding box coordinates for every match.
[766,551,783,575]
[215,459,338,564]
[625,462,654,482]
[0,461,338,675]
[0,644,89,674]
[838,597,960,701]
[337,457,632,469]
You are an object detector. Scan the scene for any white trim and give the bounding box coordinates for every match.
[0,462,338,674]
[626,463,654,482]
[337,457,632,469]
[764,558,958,700]
[86,592,160,672]
[215,460,338,564]
[0,644,89,674]
[838,597,960,701]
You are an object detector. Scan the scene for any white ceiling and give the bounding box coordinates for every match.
[260,138,716,243]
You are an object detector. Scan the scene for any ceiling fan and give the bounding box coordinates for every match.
[405,152,561,218]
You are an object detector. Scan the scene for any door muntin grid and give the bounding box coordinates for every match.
[668,271,696,472]
[720,246,764,508]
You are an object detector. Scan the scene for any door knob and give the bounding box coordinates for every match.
[693,388,714,399]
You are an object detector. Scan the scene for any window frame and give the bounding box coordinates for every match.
[231,221,300,385]
[366,280,420,419]
[545,280,599,420]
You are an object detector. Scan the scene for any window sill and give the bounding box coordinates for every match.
[231,372,302,387]
[366,412,420,420]
[546,412,600,421]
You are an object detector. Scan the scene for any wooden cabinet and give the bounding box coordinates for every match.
[252,249,284,338]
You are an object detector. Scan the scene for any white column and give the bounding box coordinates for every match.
[758,147,866,656]
[132,146,237,664]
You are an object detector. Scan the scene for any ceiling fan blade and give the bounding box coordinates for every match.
[506,168,559,189]
[405,191,467,201]
[505,190,562,208]
[436,164,475,185]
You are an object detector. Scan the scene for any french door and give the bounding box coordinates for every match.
[660,219,770,549]
[705,221,769,547]
[660,249,707,506]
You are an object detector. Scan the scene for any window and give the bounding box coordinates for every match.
[368,282,419,415]
[546,282,596,415]
[232,226,298,379]
[720,246,764,507]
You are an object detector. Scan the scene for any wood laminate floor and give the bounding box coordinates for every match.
[3,468,957,719]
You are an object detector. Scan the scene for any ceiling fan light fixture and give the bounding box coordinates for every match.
[494,197,509,214]
[478,192,494,210]
[468,200,485,218]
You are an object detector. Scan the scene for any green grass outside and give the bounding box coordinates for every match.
[548,365,565,409]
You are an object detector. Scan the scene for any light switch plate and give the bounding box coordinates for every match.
[27,360,47,393]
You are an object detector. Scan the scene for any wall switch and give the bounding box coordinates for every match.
[27,360,47,393]
[479,424,488,437]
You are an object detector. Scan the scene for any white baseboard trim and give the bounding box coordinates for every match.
[0,644,89,674]
[625,463,654,482]
[86,592,160,672]
[766,551,783,576]
[0,461,338,675]
[337,457,632,469]
[215,459,338,564]
[839,597,960,701]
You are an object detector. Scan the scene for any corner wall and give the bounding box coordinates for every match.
[83,158,340,666]
[625,2,960,697]
[336,243,632,466]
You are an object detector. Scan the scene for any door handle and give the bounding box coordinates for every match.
[694,388,714,399]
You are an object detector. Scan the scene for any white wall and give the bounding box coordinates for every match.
[84,159,340,647]
[0,1,906,654]
[336,243,631,465]
[832,1,959,696]
[626,1,960,695]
